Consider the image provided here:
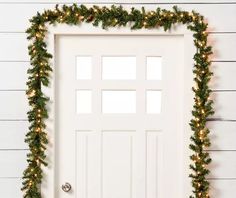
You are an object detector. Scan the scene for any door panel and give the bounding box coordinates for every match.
[55,35,185,198]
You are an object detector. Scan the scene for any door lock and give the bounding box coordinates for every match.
[62,182,72,192]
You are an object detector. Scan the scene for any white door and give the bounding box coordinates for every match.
[55,34,186,198]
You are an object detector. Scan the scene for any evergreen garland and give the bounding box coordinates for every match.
[22,4,214,198]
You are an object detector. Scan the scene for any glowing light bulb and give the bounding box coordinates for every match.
[28,90,36,97]
[200,130,204,135]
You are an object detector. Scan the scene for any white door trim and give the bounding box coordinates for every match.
[42,22,194,198]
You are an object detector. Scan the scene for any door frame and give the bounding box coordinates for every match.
[42,22,194,198]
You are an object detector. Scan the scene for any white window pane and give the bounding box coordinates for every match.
[76,56,92,79]
[102,56,136,80]
[146,90,162,114]
[102,90,136,113]
[76,90,92,114]
[146,57,162,80]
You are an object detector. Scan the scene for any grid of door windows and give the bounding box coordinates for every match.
[75,56,162,114]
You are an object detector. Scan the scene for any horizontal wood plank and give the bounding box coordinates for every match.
[209,151,236,179]
[0,33,28,61]
[0,4,56,32]
[0,62,28,90]
[0,33,235,63]
[0,4,236,32]
[0,121,27,149]
[211,92,236,120]
[210,62,236,91]
[0,150,27,177]
[210,179,236,198]
[207,121,236,150]
[0,178,22,198]
[0,91,28,120]
[210,33,236,61]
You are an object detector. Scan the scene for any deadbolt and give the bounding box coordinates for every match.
[62,182,72,192]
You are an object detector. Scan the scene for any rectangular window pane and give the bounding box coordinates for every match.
[76,56,92,79]
[102,90,136,113]
[146,57,162,80]
[76,90,92,114]
[146,90,162,114]
[102,56,136,80]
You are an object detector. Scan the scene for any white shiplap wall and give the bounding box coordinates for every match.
[0,1,236,197]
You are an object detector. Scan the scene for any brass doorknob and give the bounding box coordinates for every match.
[62,182,72,192]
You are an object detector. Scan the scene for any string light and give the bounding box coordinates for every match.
[203,31,208,36]
[199,130,204,135]
[28,90,36,97]
[198,41,203,47]
[36,32,42,39]
[59,16,63,22]
[23,5,213,198]
[38,25,44,30]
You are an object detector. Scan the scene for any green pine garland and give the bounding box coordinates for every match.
[22,4,214,198]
